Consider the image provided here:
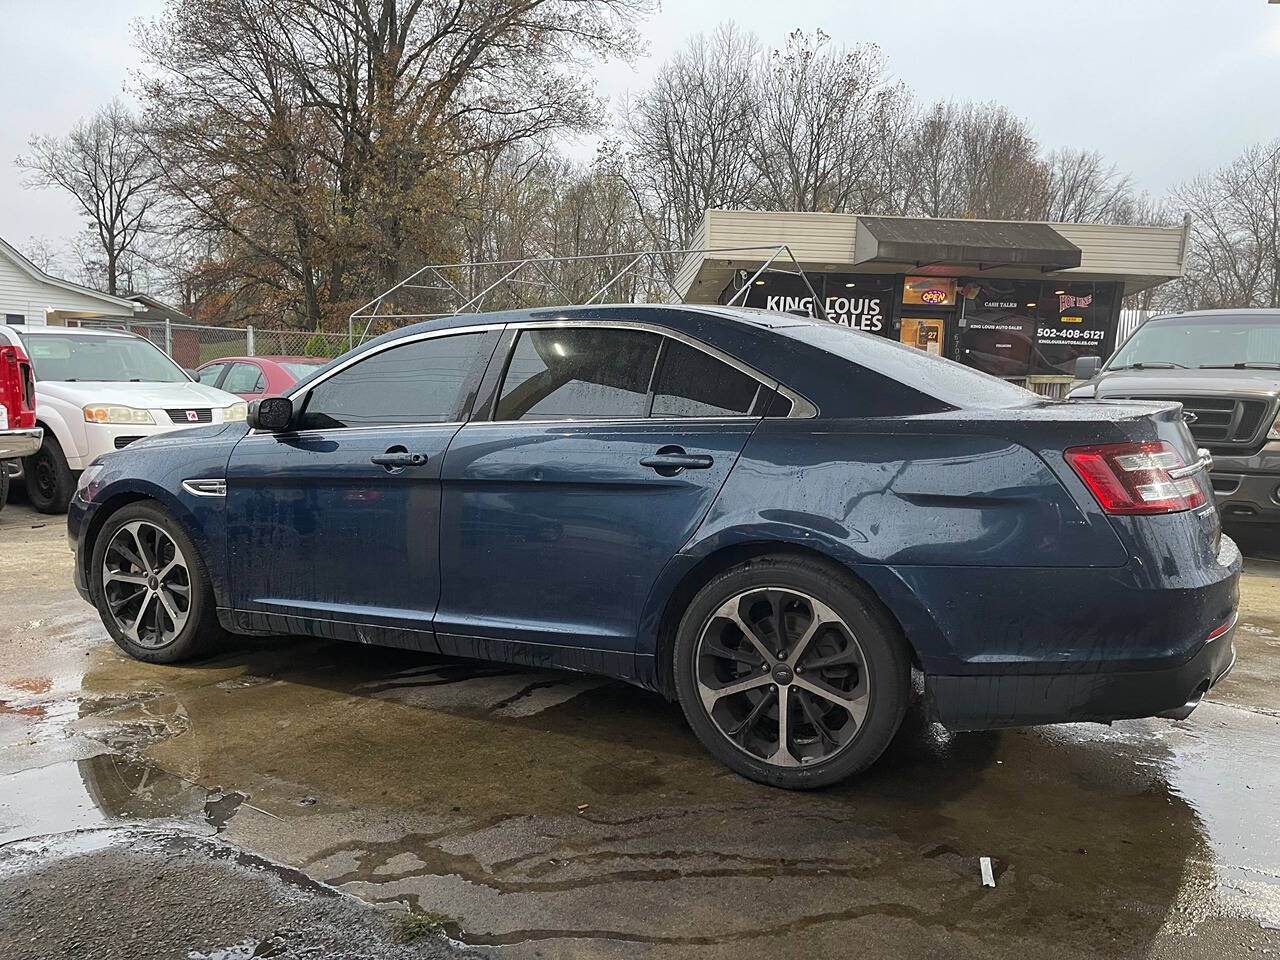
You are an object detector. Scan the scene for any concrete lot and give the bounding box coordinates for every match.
[2,500,1280,959]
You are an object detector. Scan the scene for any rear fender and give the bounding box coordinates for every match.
[635,524,956,681]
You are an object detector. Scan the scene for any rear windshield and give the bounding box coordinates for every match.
[21,333,189,383]
[1109,315,1280,370]
[779,321,1041,409]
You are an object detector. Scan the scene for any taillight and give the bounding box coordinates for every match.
[1064,441,1208,515]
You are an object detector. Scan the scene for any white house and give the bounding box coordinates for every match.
[0,235,139,326]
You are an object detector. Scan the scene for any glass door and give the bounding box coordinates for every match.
[899,313,947,356]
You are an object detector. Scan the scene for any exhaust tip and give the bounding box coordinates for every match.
[1159,684,1209,721]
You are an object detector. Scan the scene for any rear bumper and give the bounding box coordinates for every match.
[0,427,41,460]
[929,620,1236,730]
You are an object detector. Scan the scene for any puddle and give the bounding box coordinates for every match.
[0,754,247,844]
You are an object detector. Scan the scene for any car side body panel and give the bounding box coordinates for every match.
[436,419,756,653]
[224,423,461,643]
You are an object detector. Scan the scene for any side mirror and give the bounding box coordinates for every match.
[1074,355,1102,380]
[248,396,293,432]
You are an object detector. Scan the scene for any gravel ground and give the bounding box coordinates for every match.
[0,828,481,960]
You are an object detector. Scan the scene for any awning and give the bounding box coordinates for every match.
[853,216,1082,271]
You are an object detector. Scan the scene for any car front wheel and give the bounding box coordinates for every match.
[90,502,223,663]
[673,555,911,789]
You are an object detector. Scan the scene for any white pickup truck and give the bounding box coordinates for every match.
[11,325,245,513]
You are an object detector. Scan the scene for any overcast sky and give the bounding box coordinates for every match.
[3,0,1278,262]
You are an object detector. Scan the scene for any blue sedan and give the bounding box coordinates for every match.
[67,305,1240,788]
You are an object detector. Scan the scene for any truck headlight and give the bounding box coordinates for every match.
[223,402,248,422]
[1269,417,1280,441]
[83,405,155,425]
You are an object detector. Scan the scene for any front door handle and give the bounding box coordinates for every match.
[370,451,427,468]
[641,446,714,476]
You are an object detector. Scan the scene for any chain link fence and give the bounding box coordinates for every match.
[67,319,352,369]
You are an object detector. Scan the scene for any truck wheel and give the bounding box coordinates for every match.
[673,555,911,789]
[0,462,9,513]
[90,502,223,663]
[23,433,74,514]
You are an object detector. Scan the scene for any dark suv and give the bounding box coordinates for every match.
[1070,308,1280,524]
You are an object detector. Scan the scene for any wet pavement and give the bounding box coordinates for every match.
[2,501,1280,958]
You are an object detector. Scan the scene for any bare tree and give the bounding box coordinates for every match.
[19,236,63,274]
[749,30,897,213]
[897,101,1048,220]
[1041,148,1134,223]
[17,99,158,295]
[901,101,959,218]
[951,102,1048,220]
[623,24,761,251]
[1175,140,1280,309]
[136,0,652,327]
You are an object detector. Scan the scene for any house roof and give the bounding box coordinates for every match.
[675,210,1190,302]
[127,293,192,324]
[0,235,139,313]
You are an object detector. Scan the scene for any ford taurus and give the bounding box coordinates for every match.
[67,305,1240,788]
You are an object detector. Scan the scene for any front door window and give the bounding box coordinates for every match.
[298,331,491,429]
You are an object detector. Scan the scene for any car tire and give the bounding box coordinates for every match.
[673,554,911,789]
[90,501,224,663]
[23,433,75,514]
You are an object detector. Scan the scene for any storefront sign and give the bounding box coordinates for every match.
[743,273,897,332]
[762,294,885,331]
[903,277,957,307]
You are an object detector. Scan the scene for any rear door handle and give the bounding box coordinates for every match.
[370,452,427,467]
[641,447,714,476]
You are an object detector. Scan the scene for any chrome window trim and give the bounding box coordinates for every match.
[255,316,817,437]
[283,323,504,405]
[243,420,465,439]
[460,416,762,428]
[500,318,818,421]
[182,478,227,497]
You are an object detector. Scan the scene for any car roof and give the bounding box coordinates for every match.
[358,302,813,341]
[1147,308,1280,322]
[329,302,1035,417]
[199,355,327,366]
[11,324,137,338]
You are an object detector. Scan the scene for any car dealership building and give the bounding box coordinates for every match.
[675,210,1188,395]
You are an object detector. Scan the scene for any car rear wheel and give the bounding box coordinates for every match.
[24,433,74,514]
[673,555,910,789]
[90,502,223,663]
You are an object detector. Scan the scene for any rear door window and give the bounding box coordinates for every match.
[651,340,763,418]
[297,331,492,430]
[495,328,661,421]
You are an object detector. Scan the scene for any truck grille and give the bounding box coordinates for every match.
[165,408,212,424]
[1122,395,1271,450]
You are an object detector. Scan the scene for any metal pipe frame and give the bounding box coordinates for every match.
[347,244,822,346]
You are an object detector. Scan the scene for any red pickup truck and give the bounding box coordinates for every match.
[0,325,41,511]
